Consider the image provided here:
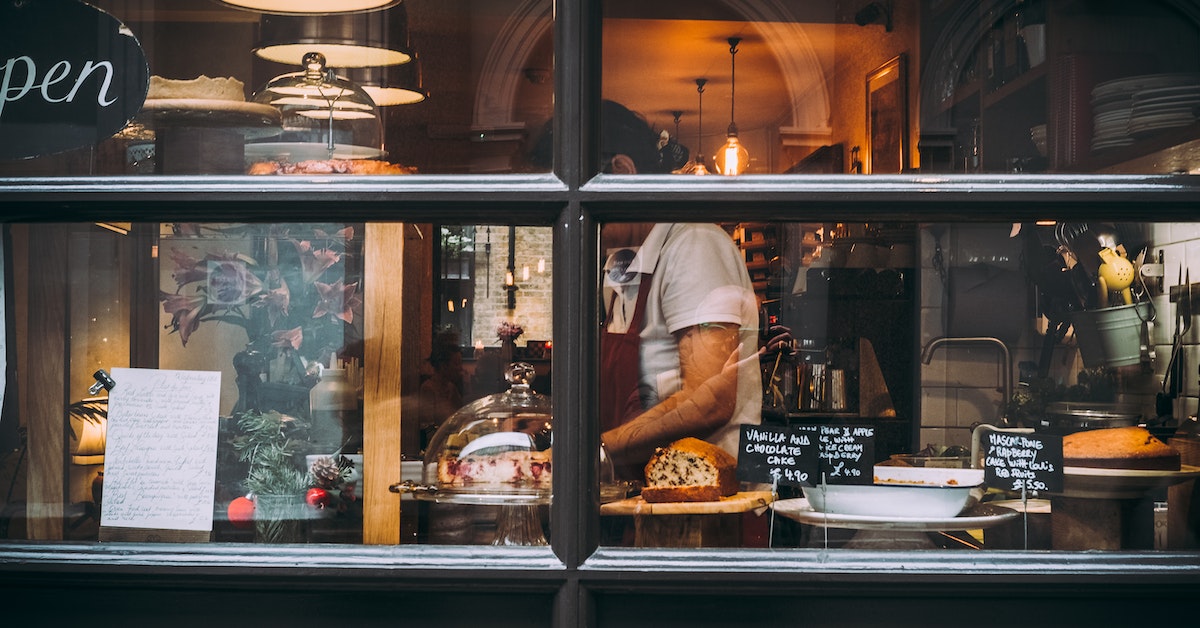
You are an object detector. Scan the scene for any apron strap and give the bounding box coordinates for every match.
[599,274,653,432]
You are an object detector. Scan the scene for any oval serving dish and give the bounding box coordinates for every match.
[802,467,985,518]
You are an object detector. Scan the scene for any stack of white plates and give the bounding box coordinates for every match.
[1090,73,1200,151]
[1128,81,1200,137]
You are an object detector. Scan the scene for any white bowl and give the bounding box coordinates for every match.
[802,467,983,519]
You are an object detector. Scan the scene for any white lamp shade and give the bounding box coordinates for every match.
[254,6,412,68]
[346,57,426,106]
[218,1,401,15]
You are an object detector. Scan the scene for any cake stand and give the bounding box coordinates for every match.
[1043,464,1200,550]
[135,99,282,174]
[392,481,551,546]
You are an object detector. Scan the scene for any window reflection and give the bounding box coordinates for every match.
[1,1,1196,177]
[0,221,554,546]
[599,0,1199,176]
[598,219,1200,552]
[0,0,555,176]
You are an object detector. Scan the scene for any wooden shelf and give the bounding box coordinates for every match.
[983,63,1047,108]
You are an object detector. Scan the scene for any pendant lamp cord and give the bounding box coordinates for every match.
[727,37,741,133]
[695,78,707,159]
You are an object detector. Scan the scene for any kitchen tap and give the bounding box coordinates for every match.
[920,336,1013,424]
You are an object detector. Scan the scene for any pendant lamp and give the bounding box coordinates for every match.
[217,1,401,15]
[676,78,710,175]
[713,37,750,175]
[659,110,690,172]
[254,3,412,68]
[345,54,427,106]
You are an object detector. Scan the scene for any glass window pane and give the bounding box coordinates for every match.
[598,219,1198,552]
[600,0,1200,175]
[0,221,553,546]
[0,1,554,176]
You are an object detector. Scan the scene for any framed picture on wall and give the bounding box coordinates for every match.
[866,54,908,174]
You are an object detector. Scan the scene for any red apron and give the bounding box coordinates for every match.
[599,273,652,433]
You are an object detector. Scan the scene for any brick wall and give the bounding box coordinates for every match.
[471,226,554,349]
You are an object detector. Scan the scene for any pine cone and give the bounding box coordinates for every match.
[310,456,342,488]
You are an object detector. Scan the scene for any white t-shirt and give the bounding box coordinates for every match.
[603,223,762,456]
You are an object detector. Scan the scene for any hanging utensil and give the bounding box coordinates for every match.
[1157,267,1191,419]
[1055,221,1102,309]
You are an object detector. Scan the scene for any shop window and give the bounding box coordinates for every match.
[597,219,1199,552]
[0,221,553,546]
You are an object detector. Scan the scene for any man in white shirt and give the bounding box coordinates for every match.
[600,222,762,478]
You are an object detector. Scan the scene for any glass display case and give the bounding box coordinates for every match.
[248,51,385,162]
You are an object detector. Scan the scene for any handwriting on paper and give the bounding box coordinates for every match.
[99,368,221,532]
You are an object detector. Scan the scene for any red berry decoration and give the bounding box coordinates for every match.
[305,487,331,509]
[227,495,255,528]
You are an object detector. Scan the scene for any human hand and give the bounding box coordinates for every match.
[760,324,794,355]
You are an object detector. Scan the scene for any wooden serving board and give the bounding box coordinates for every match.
[600,490,774,516]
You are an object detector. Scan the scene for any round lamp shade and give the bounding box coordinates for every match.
[255,6,411,68]
[346,57,426,106]
[218,1,402,15]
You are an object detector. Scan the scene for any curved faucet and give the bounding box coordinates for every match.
[919,336,1012,423]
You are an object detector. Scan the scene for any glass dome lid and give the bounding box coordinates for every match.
[421,362,554,504]
[248,51,383,162]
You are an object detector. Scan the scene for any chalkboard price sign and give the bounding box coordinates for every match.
[737,424,819,487]
[982,430,1064,493]
[817,424,875,485]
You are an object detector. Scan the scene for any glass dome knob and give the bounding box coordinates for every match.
[302,52,328,83]
[505,362,537,390]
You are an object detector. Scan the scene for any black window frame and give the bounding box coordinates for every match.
[3,0,1200,625]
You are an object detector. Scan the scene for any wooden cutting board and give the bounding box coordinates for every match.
[600,490,774,516]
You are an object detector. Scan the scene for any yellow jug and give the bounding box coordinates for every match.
[1097,247,1135,305]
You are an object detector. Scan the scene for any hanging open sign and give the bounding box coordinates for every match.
[0,0,148,160]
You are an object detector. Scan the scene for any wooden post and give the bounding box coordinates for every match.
[362,223,407,544]
[25,225,69,540]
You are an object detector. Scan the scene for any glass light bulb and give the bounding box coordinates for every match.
[715,135,749,175]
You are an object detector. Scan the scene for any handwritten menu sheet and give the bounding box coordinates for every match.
[982,430,1063,493]
[99,368,221,538]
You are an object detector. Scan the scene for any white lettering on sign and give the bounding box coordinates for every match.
[1,55,118,118]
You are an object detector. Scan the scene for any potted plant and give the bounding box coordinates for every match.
[229,409,311,543]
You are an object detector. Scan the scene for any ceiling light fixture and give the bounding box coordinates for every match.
[676,78,710,175]
[345,55,427,106]
[253,4,412,68]
[217,1,401,15]
[714,37,749,175]
[659,110,690,172]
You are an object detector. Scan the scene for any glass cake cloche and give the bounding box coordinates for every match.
[420,362,555,504]
[247,51,384,162]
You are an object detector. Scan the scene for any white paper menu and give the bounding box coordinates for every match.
[99,367,221,534]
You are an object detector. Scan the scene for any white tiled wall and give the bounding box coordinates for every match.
[917,222,1200,451]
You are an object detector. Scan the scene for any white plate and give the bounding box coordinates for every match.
[1134,85,1200,100]
[1093,73,1200,99]
[1047,464,1200,499]
[137,99,282,139]
[771,498,1019,531]
[244,142,385,161]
